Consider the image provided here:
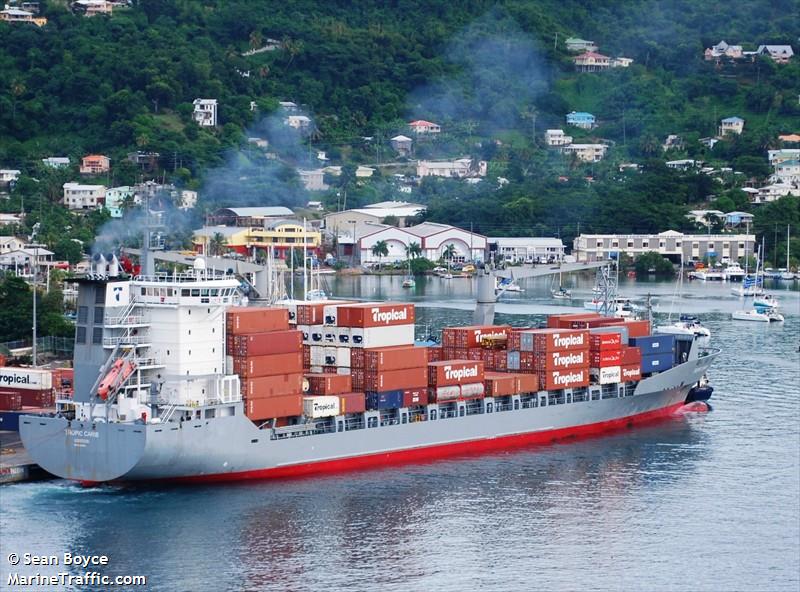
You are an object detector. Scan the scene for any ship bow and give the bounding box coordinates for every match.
[19,416,146,482]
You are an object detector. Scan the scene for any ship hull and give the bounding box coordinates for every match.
[20,353,715,484]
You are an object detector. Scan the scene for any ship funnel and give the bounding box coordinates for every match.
[108,254,120,277]
[92,253,107,274]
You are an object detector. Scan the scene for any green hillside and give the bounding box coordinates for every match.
[1,0,798,260]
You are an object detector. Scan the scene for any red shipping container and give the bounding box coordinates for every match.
[226,307,289,334]
[0,353,6,367]
[245,394,303,421]
[306,373,352,395]
[363,345,428,371]
[296,303,328,325]
[441,325,511,349]
[337,392,366,414]
[350,348,365,369]
[621,364,642,382]
[516,373,539,393]
[428,360,485,387]
[529,328,589,353]
[337,303,415,328]
[533,349,590,371]
[233,352,303,378]
[426,347,443,362]
[230,330,303,357]
[484,372,518,396]
[350,368,365,391]
[467,347,484,361]
[363,367,427,392]
[402,387,427,407]
[13,389,55,407]
[624,319,651,338]
[302,345,311,367]
[0,392,22,410]
[494,351,508,371]
[621,346,642,366]
[589,349,623,367]
[241,374,304,399]
[547,313,602,329]
[589,332,622,351]
[585,317,626,329]
[538,368,590,390]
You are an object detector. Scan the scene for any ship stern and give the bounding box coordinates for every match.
[19,416,146,483]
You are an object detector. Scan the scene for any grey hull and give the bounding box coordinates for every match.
[20,353,715,483]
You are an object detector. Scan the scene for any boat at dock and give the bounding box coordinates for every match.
[18,251,718,484]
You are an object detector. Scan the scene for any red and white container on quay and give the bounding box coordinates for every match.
[427,360,485,387]
[350,325,415,349]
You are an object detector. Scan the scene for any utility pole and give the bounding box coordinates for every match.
[554,31,558,51]
[29,223,40,367]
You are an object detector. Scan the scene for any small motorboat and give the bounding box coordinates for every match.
[732,307,784,322]
[551,287,571,300]
[402,277,416,288]
[656,315,711,341]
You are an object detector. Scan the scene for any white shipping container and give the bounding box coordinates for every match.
[360,324,415,348]
[336,347,351,368]
[323,328,337,344]
[309,326,325,344]
[323,304,340,327]
[309,365,323,374]
[225,355,234,375]
[323,346,338,365]
[310,346,325,366]
[337,326,351,345]
[336,367,351,375]
[459,383,485,398]
[431,385,460,401]
[303,395,340,418]
[297,324,312,344]
[0,367,52,391]
[286,303,298,324]
[591,366,621,384]
[349,327,364,346]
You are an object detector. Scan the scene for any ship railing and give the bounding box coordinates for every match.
[159,404,179,423]
[105,314,145,326]
[102,335,146,347]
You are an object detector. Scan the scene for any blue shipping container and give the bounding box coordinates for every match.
[641,352,674,373]
[629,335,675,355]
[366,390,404,410]
[507,351,521,370]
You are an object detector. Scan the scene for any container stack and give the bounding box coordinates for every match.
[588,331,624,385]
[226,307,305,423]
[630,335,675,374]
[427,360,486,403]
[441,325,511,361]
[0,367,56,408]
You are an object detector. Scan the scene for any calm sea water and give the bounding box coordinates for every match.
[2,275,799,592]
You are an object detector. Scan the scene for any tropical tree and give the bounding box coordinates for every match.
[208,232,228,256]
[371,240,389,269]
[405,241,422,259]
[443,243,457,264]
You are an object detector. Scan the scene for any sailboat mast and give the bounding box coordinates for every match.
[303,217,308,299]
[787,225,791,270]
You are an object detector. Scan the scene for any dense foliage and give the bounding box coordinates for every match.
[1,0,799,262]
[0,275,74,342]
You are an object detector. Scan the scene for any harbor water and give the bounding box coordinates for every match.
[2,275,799,591]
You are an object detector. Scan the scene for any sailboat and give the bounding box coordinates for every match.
[780,225,794,280]
[656,252,711,342]
[732,245,784,322]
[402,258,415,288]
[550,267,571,299]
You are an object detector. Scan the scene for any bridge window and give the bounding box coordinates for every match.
[95,289,104,304]
[92,327,103,344]
[94,306,104,324]
[76,326,86,344]
[78,306,88,323]
[181,289,190,297]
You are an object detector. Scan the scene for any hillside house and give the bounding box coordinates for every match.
[662,135,683,151]
[753,183,800,204]
[0,169,21,185]
[771,159,800,185]
[719,117,744,136]
[574,51,611,72]
[279,101,298,112]
[565,38,598,53]
[0,214,22,227]
[192,99,218,127]
[408,120,441,134]
[416,159,487,178]
[767,149,800,166]
[757,45,794,64]
[298,169,328,191]
[666,159,698,170]
[79,154,110,175]
[285,115,311,129]
[566,111,596,129]
[778,134,800,144]
[42,156,70,168]
[699,137,719,149]
[611,57,634,68]
[73,0,113,16]
[104,186,134,218]
[704,41,743,60]
[356,166,375,178]
[544,129,573,147]
[562,144,607,162]
[390,135,413,155]
[0,236,25,254]
[0,7,46,25]
[62,183,106,210]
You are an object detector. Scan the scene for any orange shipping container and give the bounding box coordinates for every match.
[241,373,304,399]
[245,394,303,421]
[537,368,590,390]
[547,313,602,329]
[624,319,651,338]
[363,345,428,371]
[621,346,642,366]
[621,364,642,382]
[428,360,485,387]
[589,349,622,367]
[529,328,590,353]
[306,373,352,396]
[226,307,289,334]
[337,392,366,414]
[533,349,590,371]
[589,332,622,351]
[441,325,511,348]
[230,330,303,357]
[484,372,518,396]
[337,303,415,328]
[233,352,303,378]
[363,367,427,392]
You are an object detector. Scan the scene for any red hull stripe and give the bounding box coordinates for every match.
[163,402,688,485]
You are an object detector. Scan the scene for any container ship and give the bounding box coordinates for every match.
[18,257,718,484]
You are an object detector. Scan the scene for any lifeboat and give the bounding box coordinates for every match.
[97,359,136,400]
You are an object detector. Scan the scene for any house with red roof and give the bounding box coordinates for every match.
[408,120,441,134]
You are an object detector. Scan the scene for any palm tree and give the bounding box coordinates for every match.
[406,241,422,260]
[443,243,457,264]
[208,232,227,257]
[371,240,389,269]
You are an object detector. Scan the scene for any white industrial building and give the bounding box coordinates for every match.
[488,237,566,263]
[573,230,756,263]
[323,201,427,242]
[358,222,487,265]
